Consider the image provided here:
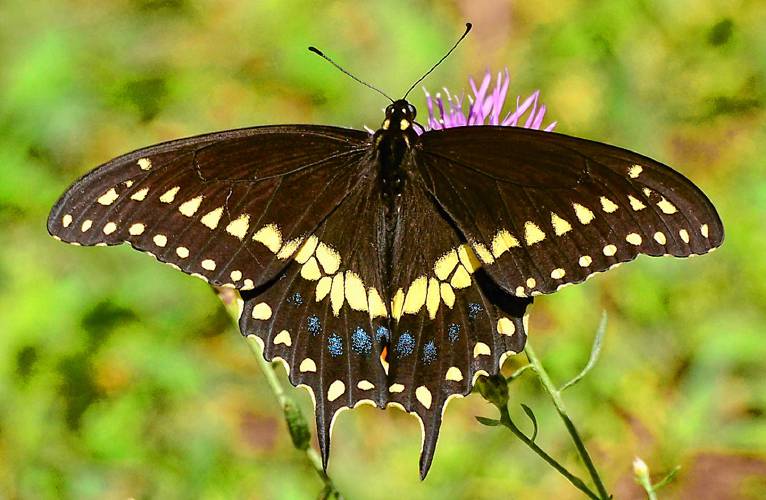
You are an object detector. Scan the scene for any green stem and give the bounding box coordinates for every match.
[524,342,611,500]
[499,407,600,500]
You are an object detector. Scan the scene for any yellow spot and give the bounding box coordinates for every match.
[176,247,189,258]
[153,234,167,247]
[415,386,432,409]
[178,196,203,217]
[643,187,653,197]
[391,288,405,320]
[230,270,242,281]
[137,158,152,170]
[524,221,546,246]
[445,367,463,382]
[473,243,494,264]
[654,231,667,245]
[679,229,690,243]
[450,265,471,289]
[201,259,216,271]
[225,214,250,240]
[603,244,617,256]
[497,317,515,336]
[579,255,592,267]
[526,277,536,289]
[600,196,619,213]
[252,223,282,253]
[300,257,322,281]
[700,224,709,238]
[628,195,646,211]
[330,272,345,316]
[200,207,223,230]
[131,188,149,201]
[434,249,458,280]
[251,302,272,320]
[129,223,145,235]
[657,197,678,214]
[299,358,316,373]
[277,238,302,259]
[357,380,374,391]
[62,214,73,227]
[242,279,254,290]
[551,212,572,236]
[439,283,455,308]
[403,276,428,314]
[400,119,410,130]
[458,244,482,273]
[367,288,387,318]
[97,188,119,206]
[382,119,390,130]
[273,330,291,346]
[550,268,566,279]
[473,342,491,358]
[124,180,133,188]
[327,380,345,402]
[102,222,117,235]
[344,271,368,311]
[515,286,527,297]
[628,164,643,178]
[294,235,318,263]
[316,243,341,274]
[492,229,520,258]
[316,276,332,301]
[159,186,180,203]
[573,203,595,224]
[426,278,440,319]
[626,233,642,245]
[388,383,404,393]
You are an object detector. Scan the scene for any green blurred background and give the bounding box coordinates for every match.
[1,0,765,498]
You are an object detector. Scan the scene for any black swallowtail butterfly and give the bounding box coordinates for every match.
[47,26,723,478]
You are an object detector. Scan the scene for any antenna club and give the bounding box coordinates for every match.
[308,46,323,56]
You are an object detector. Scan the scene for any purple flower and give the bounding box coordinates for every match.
[422,69,557,133]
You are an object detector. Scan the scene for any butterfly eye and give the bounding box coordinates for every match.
[407,104,417,119]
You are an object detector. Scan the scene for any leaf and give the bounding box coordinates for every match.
[559,311,607,393]
[521,404,539,442]
[475,416,501,426]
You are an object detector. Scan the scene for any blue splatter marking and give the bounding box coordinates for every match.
[468,302,483,320]
[328,333,343,357]
[307,315,321,335]
[351,327,372,356]
[375,326,390,343]
[395,331,415,358]
[422,340,437,364]
[448,323,460,342]
[288,291,303,306]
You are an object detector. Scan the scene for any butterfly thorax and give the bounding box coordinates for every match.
[375,99,418,209]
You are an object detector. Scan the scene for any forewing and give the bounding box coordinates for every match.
[48,125,369,290]
[417,126,724,296]
[386,170,531,478]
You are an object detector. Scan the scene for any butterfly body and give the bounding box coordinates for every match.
[48,97,723,479]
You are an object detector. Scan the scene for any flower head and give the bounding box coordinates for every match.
[422,69,557,132]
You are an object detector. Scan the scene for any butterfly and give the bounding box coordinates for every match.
[47,26,723,478]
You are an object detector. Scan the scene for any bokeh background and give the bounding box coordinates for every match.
[1,0,765,498]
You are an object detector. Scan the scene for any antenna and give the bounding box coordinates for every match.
[403,23,472,99]
[308,46,394,103]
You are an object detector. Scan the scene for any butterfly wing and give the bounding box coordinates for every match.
[48,125,370,290]
[415,126,724,296]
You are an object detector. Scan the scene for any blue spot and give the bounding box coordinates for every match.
[422,340,437,364]
[468,302,483,320]
[351,327,372,356]
[328,333,343,357]
[307,315,321,335]
[375,326,390,343]
[448,323,460,342]
[288,291,303,306]
[395,332,415,358]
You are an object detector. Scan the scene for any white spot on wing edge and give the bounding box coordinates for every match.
[97,188,119,206]
[137,158,152,170]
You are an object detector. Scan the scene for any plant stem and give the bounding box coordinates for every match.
[524,342,611,500]
[498,407,600,500]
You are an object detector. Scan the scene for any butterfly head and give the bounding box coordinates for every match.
[383,99,417,131]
